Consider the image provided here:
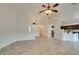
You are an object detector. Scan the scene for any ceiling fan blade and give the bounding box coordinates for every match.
[51,9,58,12]
[53,3,59,7]
[39,10,46,13]
[42,5,46,8]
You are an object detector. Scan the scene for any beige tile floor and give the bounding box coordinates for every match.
[0,37,79,55]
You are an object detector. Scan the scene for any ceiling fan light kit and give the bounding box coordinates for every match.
[45,10,51,14]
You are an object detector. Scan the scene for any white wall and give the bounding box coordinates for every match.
[0,4,37,49]
[0,4,17,48]
[48,18,62,40]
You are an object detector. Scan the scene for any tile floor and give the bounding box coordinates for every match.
[0,37,79,55]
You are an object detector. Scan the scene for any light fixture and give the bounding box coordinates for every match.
[39,3,59,15]
[45,10,51,14]
[32,16,38,25]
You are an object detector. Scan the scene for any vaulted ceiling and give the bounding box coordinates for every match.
[0,3,79,25]
[15,3,79,25]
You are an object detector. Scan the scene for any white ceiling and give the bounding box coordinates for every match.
[15,3,79,24]
[0,3,79,24]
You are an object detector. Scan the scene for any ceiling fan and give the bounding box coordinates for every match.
[39,3,59,15]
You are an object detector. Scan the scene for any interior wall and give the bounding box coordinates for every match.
[48,18,62,40]
[0,4,17,48]
[0,4,37,49]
